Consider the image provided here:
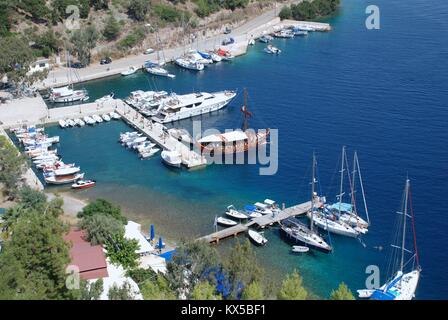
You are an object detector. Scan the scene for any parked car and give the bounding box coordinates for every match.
[100,57,112,65]
[224,27,232,34]
[222,37,235,46]
[70,62,85,69]
[144,48,155,54]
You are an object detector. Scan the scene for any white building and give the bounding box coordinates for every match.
[27,59,50,75]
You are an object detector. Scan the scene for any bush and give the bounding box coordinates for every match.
[118,27,146,50]
[127,0,150,21]
[153,4,183,23]
[102,14,121,41]
[78,213,124,245]
[279,6,292,20]
[77,198,126,224]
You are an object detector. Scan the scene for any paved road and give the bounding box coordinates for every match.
[38,4,291,90]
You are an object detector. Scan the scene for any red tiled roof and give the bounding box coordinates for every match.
[64,229,108,280]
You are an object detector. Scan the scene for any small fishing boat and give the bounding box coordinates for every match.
[53,166,81,176]
[76,119,85,127]
[66,119,76,127]
[44,173,84,185]
[293,29,308,36]
[121,66,138,76]
[83,116,96,125]
[292,246,310,253]
[216,217,238,227]
[243,205,263,218]
[161,150,182,168]
[49,86,88,103]
[72,179,96,189]
[208,52,222,62]
[264,44,281,54]
[253,202,273,215]
[102,114,111,122]
[258,35,273,43]
[225,205,248,220]
[274,30,294,38]
[92,115,103,123]
[248,229,268,246]
[126,136,147,148]
[137,142,156,153]
[109,111,121,120]
[216,49,234,61]
[146,62,175,78]
[248,39,255,46]
[95,92,115,104]
[140,148,160,159]
[59,119,67,128]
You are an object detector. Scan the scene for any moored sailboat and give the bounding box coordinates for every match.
[357,178,421,300]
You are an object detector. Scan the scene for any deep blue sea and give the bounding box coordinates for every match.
[44,0,448,299]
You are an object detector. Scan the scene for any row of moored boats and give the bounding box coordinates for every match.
[59,111,121,128]
[119,131,160,159]
[11,126,94,189]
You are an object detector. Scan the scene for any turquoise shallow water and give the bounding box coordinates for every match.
[42,0,448,299]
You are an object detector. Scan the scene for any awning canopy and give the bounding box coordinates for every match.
[199,130,248,144]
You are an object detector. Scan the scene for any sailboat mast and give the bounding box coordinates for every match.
[338,146,346,216]
[356,152,370,225]
[351,151,357,216]
[242,89,248,131]
[310,152,316,231]
[401,179,410,273]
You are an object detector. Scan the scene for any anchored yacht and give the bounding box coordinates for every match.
[152,90,236,123]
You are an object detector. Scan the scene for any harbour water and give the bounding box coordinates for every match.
[44,0,448,299]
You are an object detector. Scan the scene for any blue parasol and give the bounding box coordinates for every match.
[150,224,155,241]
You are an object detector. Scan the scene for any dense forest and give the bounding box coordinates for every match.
[279,0,340,21]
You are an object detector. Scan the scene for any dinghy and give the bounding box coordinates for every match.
[72,179,96,189]
[225,205,248,219]
[216,217,238,227]
[292,246,310,253]
[248,229,268,246]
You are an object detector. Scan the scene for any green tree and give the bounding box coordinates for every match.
[17,186,47,210]
[108,281,136,300]
[90,0,109,10]
[127,267,157,285]
[52,0,90,20]
[279,6,292,20]
[241,281,264,300]
[191,281,222,300]
[166,240,220,298]
[118,27,146,50]
[70,24,98,65]
[16,0,51,21]
[277,270,308,300]
[140,275,177,300]
[72,278,104,300]
[0,205,71,299]
[105,234,140,269]
[78,198,126,223]
[225,240,262,299]
[0,0,14,36]
[78,213,124,245]
[0,136,27,197]
[127,0,149,21]
[0,36,37,87]
[330,282,355,300]
[102,13,121,41]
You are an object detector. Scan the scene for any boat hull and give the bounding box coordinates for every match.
[280,227,332,254]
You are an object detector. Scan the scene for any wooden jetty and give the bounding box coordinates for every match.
[116,102,207,169]
[198,201,312,244]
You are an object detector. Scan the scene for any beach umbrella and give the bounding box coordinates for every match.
[158,237,163,250]
[150,224,155,241]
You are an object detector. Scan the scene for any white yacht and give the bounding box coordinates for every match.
[175,58,204,71]
[152,90,236,123]
[146,63,175,78]
[187,50,213,64]
[121,66,138,76]
[161,150,182,168]
[307,209,360,238]
[49,86,88,103]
